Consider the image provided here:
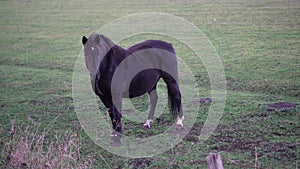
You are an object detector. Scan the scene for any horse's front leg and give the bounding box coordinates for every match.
[110,94,122,144]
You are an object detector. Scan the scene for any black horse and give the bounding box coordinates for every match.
[82,33,184,141]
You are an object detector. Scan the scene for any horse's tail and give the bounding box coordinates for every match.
[161,71,183,118]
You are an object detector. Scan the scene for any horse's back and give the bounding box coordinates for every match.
[127,40,175,55]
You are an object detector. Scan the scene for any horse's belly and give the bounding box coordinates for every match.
[128,69,161,98]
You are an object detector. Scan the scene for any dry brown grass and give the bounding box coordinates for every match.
[5,119,93,169]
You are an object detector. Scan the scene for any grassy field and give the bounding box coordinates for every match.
[1,0,299,168]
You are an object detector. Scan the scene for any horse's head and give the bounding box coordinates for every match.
[82,33,114,76]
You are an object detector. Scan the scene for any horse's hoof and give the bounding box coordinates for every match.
[175,116,184,128]
[110,132,121,141]
[143,119,153,129]
[111,140,121,147]
[175,124,184,130]
[110,134,122,146]
[142,125,150,130]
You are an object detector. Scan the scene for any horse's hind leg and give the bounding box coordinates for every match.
[143,89,158,128]
[161,72,184,127]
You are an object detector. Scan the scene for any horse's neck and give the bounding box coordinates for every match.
[111,45,128,64]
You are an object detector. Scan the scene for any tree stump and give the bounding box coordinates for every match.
[206,153,224,169]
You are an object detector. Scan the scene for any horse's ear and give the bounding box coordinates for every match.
[82,36,88,45]
[95,35,100,44]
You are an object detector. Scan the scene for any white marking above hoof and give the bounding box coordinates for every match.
[110,133,118,137]
[143,119,153,128]
[176,116,185,127]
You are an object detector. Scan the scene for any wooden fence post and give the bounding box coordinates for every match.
[206,153,224,169]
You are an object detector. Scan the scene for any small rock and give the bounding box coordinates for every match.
[199,98,212,105]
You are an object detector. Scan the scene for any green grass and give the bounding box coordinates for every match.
[1,0,299,168]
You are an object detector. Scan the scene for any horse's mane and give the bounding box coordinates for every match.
[100,35,128,63]
[110,45,128,63]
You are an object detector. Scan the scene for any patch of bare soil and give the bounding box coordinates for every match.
[260,142,299,160]
[259,102,298,112]
[204,101,299,158]
[184,123,203,143]
[128,158,152,169]
[210,125,299,160]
